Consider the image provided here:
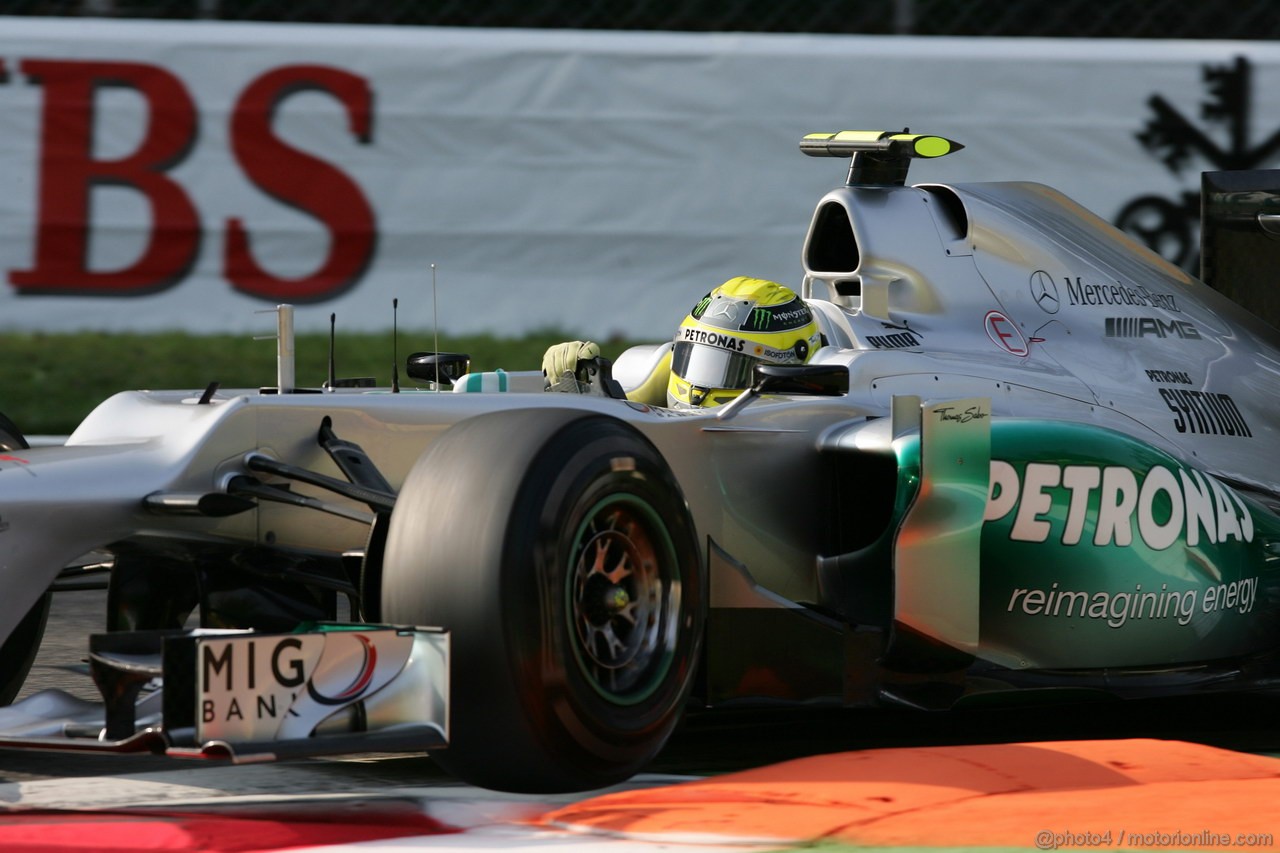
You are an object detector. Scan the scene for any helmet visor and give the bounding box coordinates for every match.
[671,341,758,391]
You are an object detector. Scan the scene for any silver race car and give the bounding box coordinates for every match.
[1,130,1279,793]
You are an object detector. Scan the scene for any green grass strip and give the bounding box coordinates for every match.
[0,330,640,435]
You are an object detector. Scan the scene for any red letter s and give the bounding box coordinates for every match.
[226,66,376,302]
[10,60,200,295]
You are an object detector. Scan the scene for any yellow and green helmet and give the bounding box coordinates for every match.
[668,276,822,408]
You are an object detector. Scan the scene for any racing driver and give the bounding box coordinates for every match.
[543,276,823,408]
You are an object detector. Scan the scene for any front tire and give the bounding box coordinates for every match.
[381,410,702,792]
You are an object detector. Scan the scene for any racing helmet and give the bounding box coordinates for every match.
[668,277,821,408]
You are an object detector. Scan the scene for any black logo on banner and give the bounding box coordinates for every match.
[1117,56,1280,271]
[1105,317,1200,340]
[1159,388,1252,437]
[866,331,921,349]
[1145,369,1192,385]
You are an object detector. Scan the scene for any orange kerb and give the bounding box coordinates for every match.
[542,739,1280,848]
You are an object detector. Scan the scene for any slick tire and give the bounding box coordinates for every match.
[381,409,703,793]
[0,412,50,705]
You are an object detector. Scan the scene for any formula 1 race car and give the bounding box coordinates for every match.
[2,130,1280,793]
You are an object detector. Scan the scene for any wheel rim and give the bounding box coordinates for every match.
[566,494,680,705]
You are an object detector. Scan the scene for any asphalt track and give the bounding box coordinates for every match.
[3,590,1279,850]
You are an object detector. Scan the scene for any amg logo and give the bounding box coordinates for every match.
[1159,388,1253,437]
[1105,317,1201,339]
[866,331,920,349]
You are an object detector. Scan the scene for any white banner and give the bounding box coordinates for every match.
[1,19,1279,338]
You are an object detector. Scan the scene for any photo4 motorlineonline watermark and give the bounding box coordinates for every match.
[1036,829,1275,849]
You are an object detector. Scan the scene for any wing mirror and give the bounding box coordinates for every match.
[716,363,849,420]
[406,352,472,386]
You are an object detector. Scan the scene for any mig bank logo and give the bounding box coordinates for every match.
[1117,56,1280,271]
[196,629,416,743]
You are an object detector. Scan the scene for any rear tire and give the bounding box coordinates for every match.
[381,410,702,792]
[0,413,50,705]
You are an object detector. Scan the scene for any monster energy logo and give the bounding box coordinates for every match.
[737,301,811,332]
[692,296,712,318]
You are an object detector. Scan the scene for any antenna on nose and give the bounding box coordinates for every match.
[392,298,401,394]
[327,313,337,391]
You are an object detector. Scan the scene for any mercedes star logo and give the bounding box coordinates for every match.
[1030,270,1060,314]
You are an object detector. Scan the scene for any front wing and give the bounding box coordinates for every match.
[0,623,449,762]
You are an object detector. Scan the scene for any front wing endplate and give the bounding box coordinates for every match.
[0,624,449,762]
